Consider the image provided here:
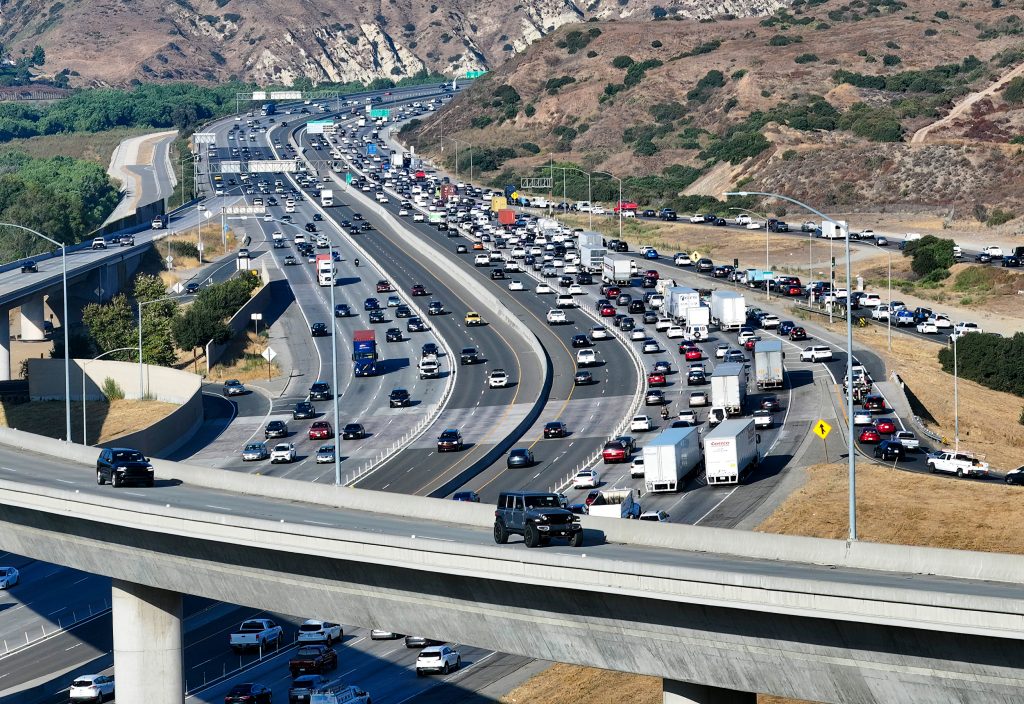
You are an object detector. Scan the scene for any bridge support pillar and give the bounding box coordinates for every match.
[112,580,183,704]
[664,680,756,704]
[20,295,47,341]
[0,310,9,381]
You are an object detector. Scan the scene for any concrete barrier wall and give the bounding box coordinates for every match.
[2,420,1024,585]
[23,359,203,456]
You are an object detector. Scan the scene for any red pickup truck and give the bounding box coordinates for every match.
[289,644,338,677]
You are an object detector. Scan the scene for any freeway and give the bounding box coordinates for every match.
[289,112,643,497]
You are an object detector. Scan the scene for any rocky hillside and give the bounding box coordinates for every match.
[0,0,785,86]
[403,0,1024,220]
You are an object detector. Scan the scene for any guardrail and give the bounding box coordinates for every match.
[0,596,110,660]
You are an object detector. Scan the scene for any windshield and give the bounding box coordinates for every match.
[524,495,560,509]
[112,451,144,462]
[244,444,263,451]
[297,646,322,656]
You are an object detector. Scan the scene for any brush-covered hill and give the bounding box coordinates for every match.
[402,1,1024,219]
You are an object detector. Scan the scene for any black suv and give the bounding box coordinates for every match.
[293,401,316,420]
[265,420,289,439]
[494,492,583,548]
[309,382,332,401]
[389,388,411,408]
[460,347,479,365]
[96,447,154,487]
[436,429,464,452]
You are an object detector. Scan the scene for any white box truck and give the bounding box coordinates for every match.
[642,426,703,493]
[704,418,759,485]
[686,306,711,326]
[821,220,848,239]
[578,231,603,249]
[586,489,641,518]
[710,290,746,330]
[710,362,747,416]
[754,339,784,390]
[321,189,334,207]
[580,244,606,273]
[602,256,631,285]
[666,287,700,322]
[655,278,676,296]
[317,259,335,286]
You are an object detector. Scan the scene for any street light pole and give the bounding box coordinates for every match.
[729,207,772,300]
[726,190,858,542]
[0,223,71,442]
[953,334,959,452]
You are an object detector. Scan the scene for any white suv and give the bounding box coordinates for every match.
[800,345,833,362]
[488,369,509,388]
[416,645,461,676]
[576,349,597,367]
[546,309,567,324]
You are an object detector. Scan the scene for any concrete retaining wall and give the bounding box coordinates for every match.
[24,359,203,457]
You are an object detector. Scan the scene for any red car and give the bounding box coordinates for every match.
[684,348,702,361]
[785,285,803,297]
[743,337,760,350]
[606,287,621,299]
[585,490,601,506]
[308,421,333,440]
[874,418,897,434]
[411,284,427,296]
[647,372,666,386]
[790,327,808,341]
[600,305,616,317]
[643,269,659,281]
[602,440,628,463]
[858,428,881,444]
[376,280,392,293]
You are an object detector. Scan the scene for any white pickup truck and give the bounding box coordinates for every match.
[926,451,989,479]
[229,619,284,652]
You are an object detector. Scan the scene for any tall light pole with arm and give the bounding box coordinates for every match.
[729,207,772,301]
[1,223,71,443]
[726,191,859,541]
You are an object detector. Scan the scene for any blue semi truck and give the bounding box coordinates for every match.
[352,330,378,376]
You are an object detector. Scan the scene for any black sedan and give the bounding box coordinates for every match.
[20,260,37,274]
[342,423,366,440]
[543,422,568,439]
[574,370,593,385]
[571,334,592,348]
[368,310,386,323]
[407,316,426,332]
[389,388,411,407]
[293,402,316,420]
[873,440,906,462]
[760,395,782,412]
[334,303,352,317]
[385,327,403,342]
[1004,466,1024,485]
[310,322,329,337]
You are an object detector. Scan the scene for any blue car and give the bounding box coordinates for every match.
[778,320,795,335]
[364,297,380,311]
[644,249,659,259]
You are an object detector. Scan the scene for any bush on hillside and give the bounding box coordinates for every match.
[902,235,955,277]
[612,55,635,69]
[938,332,1024,397]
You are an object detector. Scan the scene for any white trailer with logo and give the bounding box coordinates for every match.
[704,418,759,485]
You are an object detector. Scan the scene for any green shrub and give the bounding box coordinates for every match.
[101,377,125,401]
[586,50,598,58]
[492,84,521,106]
[678,39,722,57]
[169,241,200,259]
[649,101,687,122]
[938,332,1024,397]
[902,235,955,277]
[700,130,771,164]
[471,115,493,129]
[925,28,938,36]
[524,104,536,117]
[612,55,635,69]
[651,40,663,48]
[782,148,798,160]
[794,53,819,63]
[1004,77,1024,103]
[634,140,659,156]
[731,69,748,80]
[624,59,663,87]
[885,40,901,48]
[935,9,950,18]
[520,142,540,154]
[769,34,800,45]
[686,70,726,103]
[836,102,903,141]
[986,208,1016,226]
[604,82,625,96]
[545,75,576,94]
[882,54,902,66]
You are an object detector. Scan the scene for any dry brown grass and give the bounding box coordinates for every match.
[206,330,281,383]
[162,226,239,268]
[0,128,153,165]
[0,398,176,444]
[759,461,1024,552]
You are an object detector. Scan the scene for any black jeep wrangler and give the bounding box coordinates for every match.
[494,491,583,548]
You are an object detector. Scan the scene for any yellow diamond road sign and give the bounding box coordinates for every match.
[813,420,832,440]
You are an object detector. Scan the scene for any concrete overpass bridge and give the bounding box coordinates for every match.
[0,235,161,381]
[0,427,1022,704]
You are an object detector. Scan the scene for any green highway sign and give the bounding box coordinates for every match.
[465,70,487,79]
[370,108,390,119]
[345,172,353,184]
